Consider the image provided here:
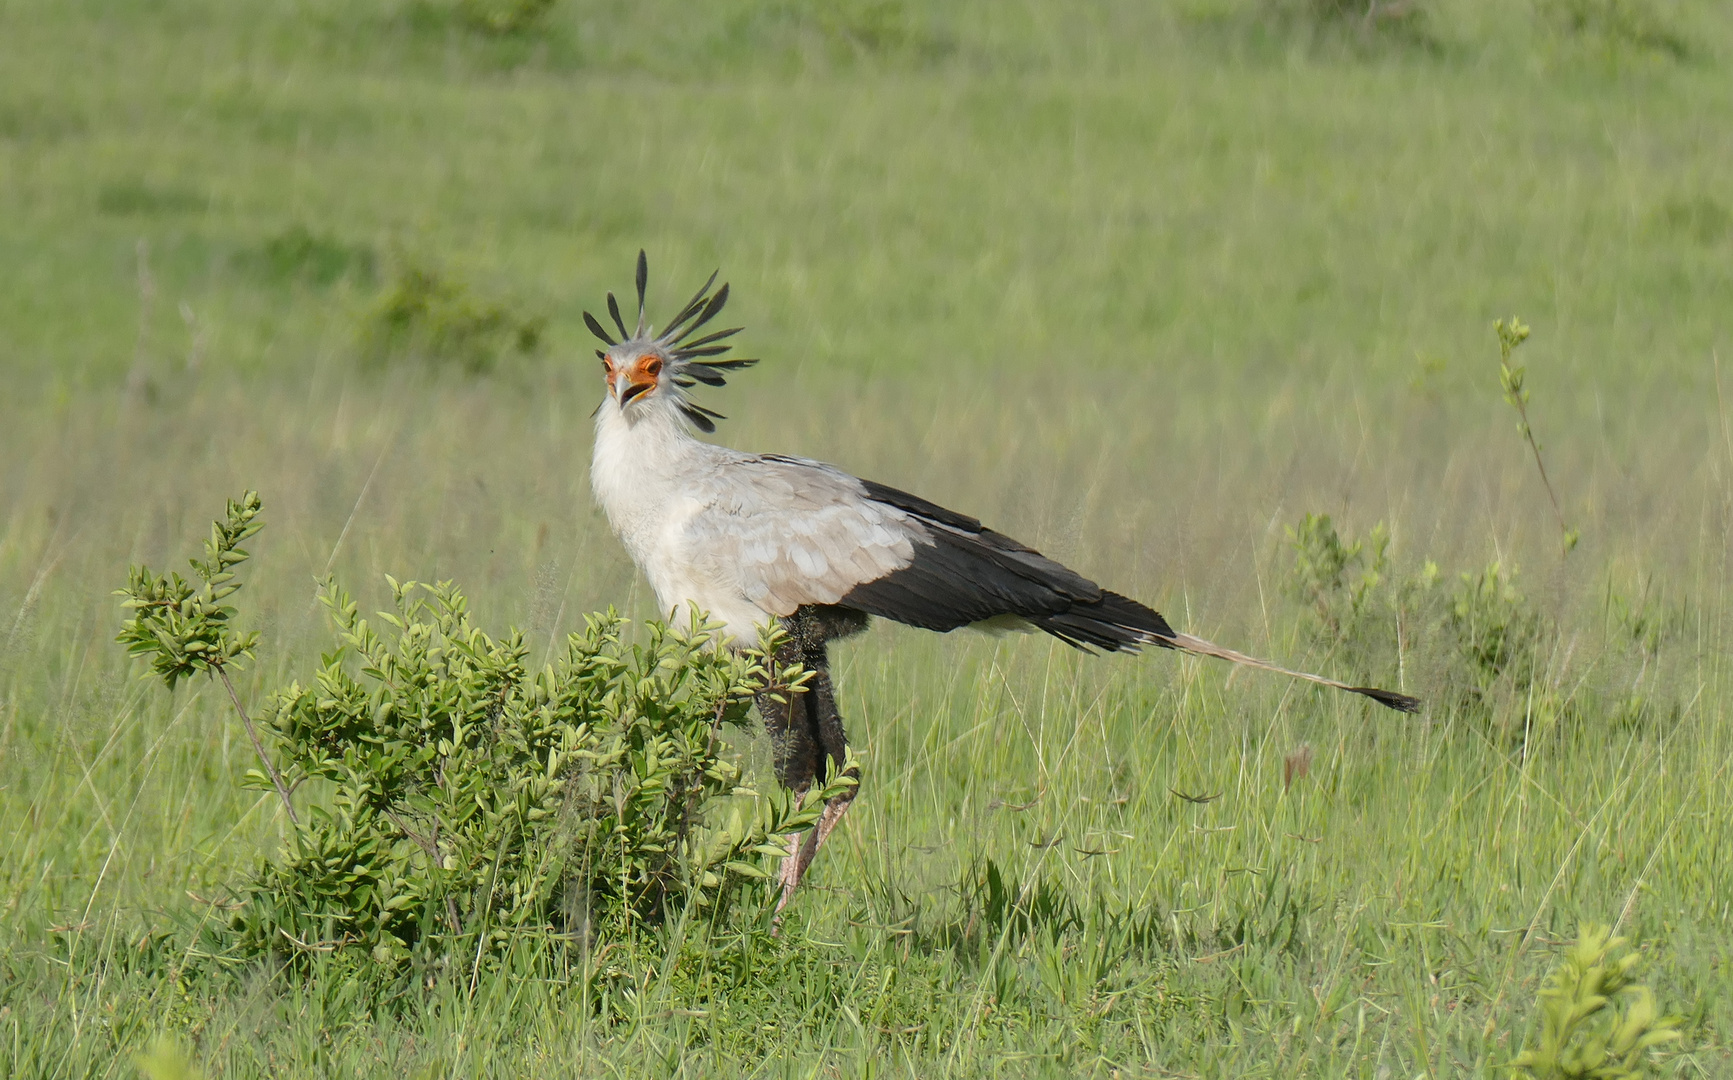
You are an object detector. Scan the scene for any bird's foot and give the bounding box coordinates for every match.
[771,773,859,926]
[812,770,858,850]
[773,829,819,922]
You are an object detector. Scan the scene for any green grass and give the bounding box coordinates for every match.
[3,0,1733,1075]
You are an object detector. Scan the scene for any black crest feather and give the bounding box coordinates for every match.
[681,366,729,386]
[679,404,719,433]
[679,326,743,351]
[634,250,648,334]
[584,311,617,346]
[672,283,730,345]
[593,252,757,432]
[606,293,629,340]
[659,271,721,343]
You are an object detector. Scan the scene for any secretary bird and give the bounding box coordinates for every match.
[586,252,1419,910]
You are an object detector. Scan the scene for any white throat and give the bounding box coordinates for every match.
[589,393,725,621]
[592,394,697,531]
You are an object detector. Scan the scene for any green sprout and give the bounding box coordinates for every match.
[115,491,296,823]
[1497,317,1579,554]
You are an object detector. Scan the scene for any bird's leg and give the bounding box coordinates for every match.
[778,655,857,896]
[763,609,869,918]
[775,782,813,915]
[775,764,859,914]
[759,615,823,917]
[813,764,859,851]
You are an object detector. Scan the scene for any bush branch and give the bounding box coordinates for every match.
[217,665,298,825]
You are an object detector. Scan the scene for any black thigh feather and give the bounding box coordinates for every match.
[755,606,867,790]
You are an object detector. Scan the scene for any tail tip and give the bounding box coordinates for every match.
[1352,686,1422,714]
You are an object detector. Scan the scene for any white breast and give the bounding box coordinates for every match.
[591,398,773,643]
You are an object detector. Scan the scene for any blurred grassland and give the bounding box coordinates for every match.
[3,0,1733,1076]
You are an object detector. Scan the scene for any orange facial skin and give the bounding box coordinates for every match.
[604,353,663,405]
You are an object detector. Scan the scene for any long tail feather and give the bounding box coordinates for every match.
[1158,631,1420,713]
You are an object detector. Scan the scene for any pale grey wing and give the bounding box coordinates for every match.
[678,455,919,617]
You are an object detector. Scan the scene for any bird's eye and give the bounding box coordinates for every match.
[643,358,663,377]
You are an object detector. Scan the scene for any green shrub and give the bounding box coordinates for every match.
[1510,924,1680,1079]
[1281,513,1572,726]
[456,0,557,35]
[1285,512,1390,645]
[806,0,955,62]
[1445,560,1546,709]
[360,255,544,374]
[1535,0,1691,59]
[239,225,377,288]
[115,493,263,693]
[1260,0,1433,48]
[1283,512,1429,686]
[96,180,208,216]
[119,494,847,982]
[1652,196,1732,246]
[402,0,559,39]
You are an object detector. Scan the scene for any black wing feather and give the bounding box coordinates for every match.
[837,479,1151,643]
[837,479,1415,711]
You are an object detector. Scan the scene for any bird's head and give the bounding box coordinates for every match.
[585,251,757,432]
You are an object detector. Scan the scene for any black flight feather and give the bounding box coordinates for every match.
[855,478,983,532]
[584,312,617,346]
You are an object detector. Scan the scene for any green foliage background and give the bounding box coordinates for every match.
[2,0,1732,1075]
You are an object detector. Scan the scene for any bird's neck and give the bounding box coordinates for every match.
[590,394,707,553]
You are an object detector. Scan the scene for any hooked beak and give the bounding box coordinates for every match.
[616,373,656,407]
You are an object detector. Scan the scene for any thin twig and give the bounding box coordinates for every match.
[217,665,298,825]
[1511,395,1571,540]
[1498,319,1576,553]
[384,807,441,862]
